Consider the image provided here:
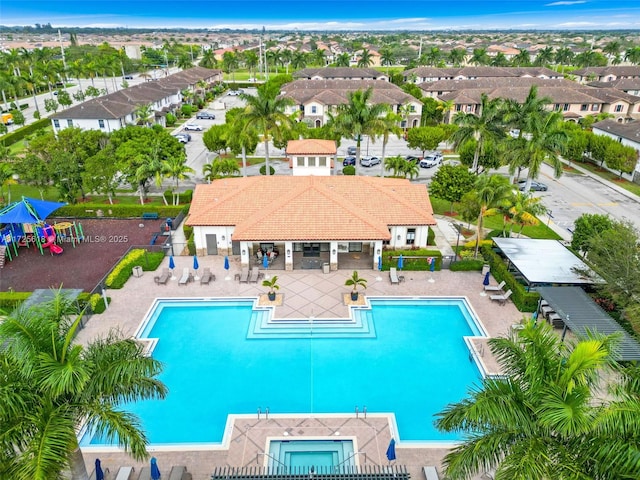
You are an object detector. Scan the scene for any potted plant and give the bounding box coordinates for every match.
[262,275,280,301]
[345,270,367,301]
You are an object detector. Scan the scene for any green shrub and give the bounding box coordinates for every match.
[88,293,110,314]
[105,249,165,289]
[166,113,177,126]
[381,249,441,271]
[0,118,50,146]
[0,292,32,310]
[342,166,356,175]
[183,223,193,238]
[163,189,192,205]
[449,259,484,271]
[481,245,539,312]
[55,204,185,218]
[427,227,436,246]
[259,165,276,176]
[187,233,196,255]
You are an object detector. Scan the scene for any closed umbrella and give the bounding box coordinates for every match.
[386,438,396,462]
[95,459,104,480]
[397,254,404,271]
[150,457,161,480]
[377,255,382,271]
[263,251,269,269]
[169,255,176,279]
[224,255,230,280]
[483,271,490,286]
[430,257,436,272]
[193,255,200,280]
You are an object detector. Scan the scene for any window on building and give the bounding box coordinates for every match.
[53,119,60,128]
[455,105,462,112]
[554,104,561,111]
[410,105,416,112]
[66,119,73,127]
[308,157,316,167]
[591,104,599,111]
[406,228,416,245]
[615,104,624,113]
[563,104,569,111]
[400,120,407,128]
[580,104,588,111]
[311,106,317,114]
[98,119,105,128]
[319,157,326,167]
[296,157,304,167]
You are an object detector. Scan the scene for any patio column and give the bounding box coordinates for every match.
[372,240,383,270]
[240,242,250,266]
[330,241,338,270]
[284,241,293,271]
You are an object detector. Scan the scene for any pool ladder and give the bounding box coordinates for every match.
[355,405,367,419]
[257,407,270,420]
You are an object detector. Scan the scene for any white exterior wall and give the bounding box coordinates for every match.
[388,225,429,248]
[193,225,236,256]
[304,102,324,117]
[51,117,123,134]
[291,155,332,176]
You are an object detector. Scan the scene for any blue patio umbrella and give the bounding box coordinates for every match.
[150,457,161,480]
[386,438,396,461]
[397,254,404,270]
[263,252,269,269]
[378,255,382,271]
[430,257,436,272]
[193,255,199,272]
[169,255,175,270]
[483,271,490,286]
[95,459,104,480]
[224,255,230,271]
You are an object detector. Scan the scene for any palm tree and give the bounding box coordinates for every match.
[380,47,395,74]
[555,47,575,72]
[311,48,326,67]
[384,155,405,177]
[534,46,555,66]
[176,54,193,70]
[330,88,389,164]
[357,49,373,68]
[603,41,621,63]
[335,52,351,67]
[291,51,308,70]
[162,155,194,205]
[243,50,259,78]
[624,46,640,65]
[508,191,546,237]
[375,111,403,176]
[227,112,259,177]
[451,93,505,173]
[435,320,640,480]
[222,51,239,82]
[199,49,217,69]
[280,49,293,74]
[448,48,466,67]
[490,52,510,67]
[133,103,154,126]
[470,48,490,66]
[400,159,420,180]
[511,48,531,67]
[241,89,294,176]
[518,110,568,191]
[0,292,167,480]
[470,174,512,257]
[424,47,442,66]
[345,270,367,300]
[202,158,240,181]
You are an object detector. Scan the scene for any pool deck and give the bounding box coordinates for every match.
[76,261,523,480]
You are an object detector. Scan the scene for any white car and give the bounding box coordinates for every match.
[227,89,243,96]
[419,153,443,168]
[360,156,381,167]
[183,123,203,131]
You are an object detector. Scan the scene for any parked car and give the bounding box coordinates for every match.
[517,180,548,191]
[124,75,134,80]
[196,111,216,120]
[347,146,357,156]
[343,156,356,166]
[405,155,421,163]
[184,123,203,131]
[360,156,381,167]
[173,133,191,143]
[228,89,243,96]
[419,152,443,168]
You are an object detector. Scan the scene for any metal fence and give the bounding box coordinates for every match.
[211,465,410,480]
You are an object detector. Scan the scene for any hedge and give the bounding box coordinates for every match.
[105,250,165,289]
[259,165,276,176]
[381,249,441,271]
[481,244,539,312]
[162,189,193,205]
[88,293,110,314]
[0,292,32,310]
[55,204,185,218]
[0,118,51,145]
[449,259,484,271]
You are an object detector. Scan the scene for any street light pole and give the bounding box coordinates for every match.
[166,223,174,256]
[451,222,462,263]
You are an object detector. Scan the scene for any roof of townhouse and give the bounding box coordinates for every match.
[576,86,640,104]
[285,139,337,156]
[419,77,573,93]
[571,66,640,77]
[593,119,640,141]
[293,67,387,80]
[405,66,561,79]
[588,78,640,90]
[438,86,604,105]
[280,79,418,105]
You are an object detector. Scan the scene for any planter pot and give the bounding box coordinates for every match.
[268,292,276,301]
[351,291,359,301]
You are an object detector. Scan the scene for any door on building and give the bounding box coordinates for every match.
[302,243,320,257]
[205,234,218,255]
[231,241,241,255]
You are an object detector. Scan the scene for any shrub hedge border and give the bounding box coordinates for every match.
[0,118,51,145]
[56,204,186,218]
[381,249,441,271]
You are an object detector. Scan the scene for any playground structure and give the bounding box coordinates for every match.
[0,197,84,267]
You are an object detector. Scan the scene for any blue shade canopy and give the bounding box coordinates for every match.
[95,459,104,480]
[397,255,404,270]
[263,253,269,269]
[386,438,396,461]
[0,197,66,224]
[193,255,199,271]
[224,256,230,270]
[150,457,161,480]
[169,256,175,270]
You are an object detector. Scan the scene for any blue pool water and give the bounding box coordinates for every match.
[269,440,354,471]
[83,298,483,445]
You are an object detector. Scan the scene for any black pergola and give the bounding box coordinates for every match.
[537,286,640,361]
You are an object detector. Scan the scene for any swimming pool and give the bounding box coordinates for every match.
[81,297,485,446]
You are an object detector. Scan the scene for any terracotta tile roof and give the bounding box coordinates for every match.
[293,67,385,80]
[281,79,417,106]
[187,176,435,241]
[285,139,337,155]
[572,66,640,78]
[405,66,561,80]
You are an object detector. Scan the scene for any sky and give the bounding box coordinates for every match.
[2,0,640,30]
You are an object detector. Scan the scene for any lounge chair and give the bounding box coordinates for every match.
[200,267,214,285]
[423,466,440,480]
[490,289,513,305]
[114,466,134,480]
[239,267,250,283]
[248,268,260,283]
[169,466,190,480]
[178,267,191,286]
[484,280,506,292]
[154,268,171,285]
[389,267,400,285]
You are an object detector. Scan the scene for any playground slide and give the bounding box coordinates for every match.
[41,225,64,255]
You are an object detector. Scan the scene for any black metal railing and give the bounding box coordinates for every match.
[211,464,410,480]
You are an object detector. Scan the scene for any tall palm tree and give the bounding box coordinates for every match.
[330,88,389,164]
[335,52,350,67]
[518,110,568,191]
[227,111,259,177]
[162,155,194,205]
[375,111,403,177]
[199,49,217,69]
[0,293,167,480]
[534,46,555,66]
[470,48,490,66]
[490,52,510,67]
[624,46,640,65]
[435,320,640,480]
[448,48,466,67]
[291,51,308,70]
[20,68,43,116]
[511,48,531,67]
[380,47,395,75]
[357,49,373,68]
[470,174,512,256]
[451,93,505,173]
[241,89,294,176]
[503,191,546,237]
[554,47,575,71]
[424,47,442,66]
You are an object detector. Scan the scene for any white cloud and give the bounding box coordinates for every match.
[545,1,587,6]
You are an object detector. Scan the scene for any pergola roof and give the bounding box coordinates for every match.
[493,238,598,286]
[537,286,640,361]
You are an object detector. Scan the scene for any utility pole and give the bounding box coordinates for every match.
[418,38,423,59]
[58,29,68,81]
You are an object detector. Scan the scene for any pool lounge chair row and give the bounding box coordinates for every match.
[237,267,264,284]
[154,268,216,286]
[389,267,405,285]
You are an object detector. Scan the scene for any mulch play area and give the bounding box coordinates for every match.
[0,218,167,293]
